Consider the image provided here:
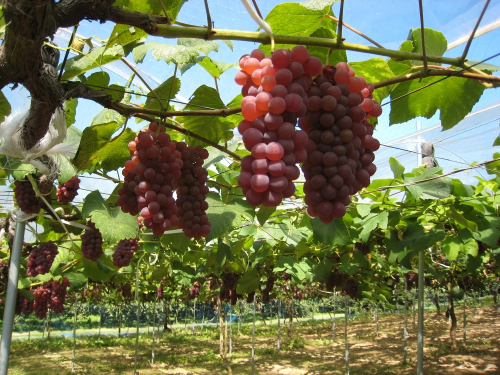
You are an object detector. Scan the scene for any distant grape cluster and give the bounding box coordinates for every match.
[405,271,418,289]
[262,276,275,303]
[188,281,201,300]
[235,47,319,207]
[341,279,359,299]
[33,277,71,318]
[119,284,132,299]
[326,269,345,291]
[157,285,164,300]
[174,143,211,240]
[300,62,381,223]
[56,176,81,204]
[27,242,59,277]
[13,179,41,214]
[81,221,103,261]
[220,273,241,305]
[112,238,138,267]
[117,122,211,239]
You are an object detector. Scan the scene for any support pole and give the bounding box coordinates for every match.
[0,221,26,375]
[277,299,281,351]
[333,290,337,343]
[417,250,425,375]
[229,306,233,356]
[72,295,77,373]
[251,294,256,375]
[404,279,408,365]
[345,296,349,375]
[463,292,467,347]
[152,299,157,365]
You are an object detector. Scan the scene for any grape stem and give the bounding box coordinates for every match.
[373,69,500,89]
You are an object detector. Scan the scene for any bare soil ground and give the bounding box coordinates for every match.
[8,305,500,374]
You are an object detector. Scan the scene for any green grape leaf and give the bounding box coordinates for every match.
[133,39,219,65]
[73,121,136,172]
[86,71,110,88]
[57,155,78,184]
[176,85,237,146]
[356,204,371,218]
[408,28,447,63]
[64,272,88,291]
[205,192,255,242]
[113,0,187,20]
[306,28,346,66]
[81,190,139,243]
[104,24,147,54]
[0,91,11,124]
[311,259,333,281]
[472,216,500,248]
[441,236,462,261]
[197,57,236,78]
[359,211,388,243]
[349,58,396,103]
[260,1,336,55]
[60,45,125,81]
[340,250,368,276]
[215,240,234,267]
[236,269,260,294]
[311,217,353,246]
[63,98,78,127]
[144,76,181,113]
[161,232,191,252]
[257,206,276,225]
[463,240,479,257]
[389,157,405,180]
[390,76,485,130]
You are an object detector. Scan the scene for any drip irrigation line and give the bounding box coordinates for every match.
[381,51,500,107]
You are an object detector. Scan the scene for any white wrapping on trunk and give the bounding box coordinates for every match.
[0,107,77,176]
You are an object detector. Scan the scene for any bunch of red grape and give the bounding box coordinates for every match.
[220,273,241,305]
[27,242,59,277]
[56,176,81,204]
[341,279,359,299]
[262,276,275,303]
[299,62,381,223]
[119,284,132,299]
[112,238,138,267]
[188,281,201,300]
[81,221,103,261]
[246,291,256,303]
[13,179,41,214]
[405,271,418,289]
[157,285,163,300]
[174,143,211,240]
[325,270,345,291]
[15,291,34,316]
[118,122,180,237]
[235,47,321,207]
[33,277,70,318]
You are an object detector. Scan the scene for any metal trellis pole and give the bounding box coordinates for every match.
[417,249,425,375]
[0,221,26,375]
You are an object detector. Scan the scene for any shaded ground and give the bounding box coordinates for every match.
[8,305,500,374]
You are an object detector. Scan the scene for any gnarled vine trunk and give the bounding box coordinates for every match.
[446,282,457,347]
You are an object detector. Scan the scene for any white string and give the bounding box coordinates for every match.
[241,0,273,35]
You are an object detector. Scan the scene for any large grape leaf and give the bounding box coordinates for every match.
[349,58,396,103]
[113,0,187,20]
[60,45,125,81]
[311,217,353,246]
[144,76,180,114]
[133,39,219,65]
[197,57,236,78]
[389,76,485,130]
[81,190,139,243]
[104,24,147,54]
[408,28,448,64]
[260,1,337,55]
[73,121,136,172]
[205,192,255,242]
[236,269,260,294]
[176,85,237,146]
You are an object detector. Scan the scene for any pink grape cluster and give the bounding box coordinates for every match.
[235,47,322,207]
[27,242,59,277]
[112,238,138,267]
[157,285,163,300]
[119,284,132,299]
[188,281,201,300]
[220,273,240,305]
[262,276,275,303]
[118,122,180,237]
[56,176,81,204]
[174,143,211,240]
[33,277,70,318]
[13,179,41,214]
[81,221,103,261]
[299,62,382,223]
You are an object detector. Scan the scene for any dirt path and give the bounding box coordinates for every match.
[8,305,500,374]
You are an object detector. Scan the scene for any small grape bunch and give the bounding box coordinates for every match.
[56,176,81,204]
[81,221,103,261]
[27,242,59,277]
[112,238,138,267]
[188,281,201,300]
[13,179,41,214]
[119,284,132,299]
[157,285,164,300]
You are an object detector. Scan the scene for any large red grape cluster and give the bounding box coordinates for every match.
[262,275,275,303]
[81,221,103,261]
[33,277,70,318]
[174,142,211,240]
[235,47,321,207]
[220,273,240,305]
[27,242,59,277]
[188,281,201,300]
[56,176,81,204]
[117,122,212,240]
[157,285,163,299]
[299,62,382,223]
[112,238,138,267]
[13,179,41,214]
